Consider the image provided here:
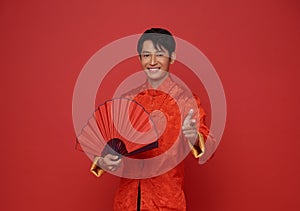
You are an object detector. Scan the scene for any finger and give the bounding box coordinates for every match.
[110,162,122,172]
[106,154,120,161]
[182,127,197,132]
[107,166,113,171]
[189,119,196,127]
[182,129,197,136]
[182,119,196,130]
[104,155,122,166]
[183,131,197,137]
[182,127,197,133]
[107,158,122,166]
[183,130,198,138]
[184,109,194,125]
[107,165,119,172]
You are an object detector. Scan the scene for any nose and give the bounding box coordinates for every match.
[150,54,157,65]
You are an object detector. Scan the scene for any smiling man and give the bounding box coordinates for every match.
[91,28,210,211]
[139,34,175,88]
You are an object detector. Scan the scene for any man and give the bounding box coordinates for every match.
[90,28,210,210]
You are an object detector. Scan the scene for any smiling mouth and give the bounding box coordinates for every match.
[148,67,160,73]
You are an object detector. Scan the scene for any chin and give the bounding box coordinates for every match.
[147,74,164,80]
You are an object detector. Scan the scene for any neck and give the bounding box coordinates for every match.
[147,73,169,89]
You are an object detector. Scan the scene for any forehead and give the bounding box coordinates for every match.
[141,40,167,52]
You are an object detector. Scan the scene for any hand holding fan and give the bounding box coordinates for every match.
[76,98,158,158]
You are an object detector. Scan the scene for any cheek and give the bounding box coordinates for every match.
[161,62,170,70]
[160,58,170,65]
[140,60,148,67]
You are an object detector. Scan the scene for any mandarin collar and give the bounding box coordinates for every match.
[143,76,176,96]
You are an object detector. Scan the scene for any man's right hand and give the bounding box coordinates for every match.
[98,154,122,172]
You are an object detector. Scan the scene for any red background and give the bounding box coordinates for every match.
[1,0,300,210]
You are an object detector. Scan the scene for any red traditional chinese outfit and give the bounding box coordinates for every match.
[91,76,209,211]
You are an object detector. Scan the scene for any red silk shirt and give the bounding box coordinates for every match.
[91,77,209,211]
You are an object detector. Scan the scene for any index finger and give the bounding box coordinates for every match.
[184,109,194,123]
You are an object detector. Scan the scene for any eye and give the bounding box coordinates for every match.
[156,52,164,57]
[142,53,150,58]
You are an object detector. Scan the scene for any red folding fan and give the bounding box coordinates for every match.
[76,98,158,157]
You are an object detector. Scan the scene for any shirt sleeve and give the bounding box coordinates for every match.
[188,132,206,158]
[90,156,105,177]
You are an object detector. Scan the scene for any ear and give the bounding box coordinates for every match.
[170,52,176,64]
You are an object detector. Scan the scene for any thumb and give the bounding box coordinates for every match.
[106,154,119,160]
[184,109,194,124]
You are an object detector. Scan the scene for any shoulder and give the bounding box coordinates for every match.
[120,83,146,100]
[170,80,201,103]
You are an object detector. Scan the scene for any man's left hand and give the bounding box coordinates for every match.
[182,109,198,143]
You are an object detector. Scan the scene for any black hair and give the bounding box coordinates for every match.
[137,28,176,56]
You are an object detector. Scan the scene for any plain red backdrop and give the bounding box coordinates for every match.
[1,0,300,210]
